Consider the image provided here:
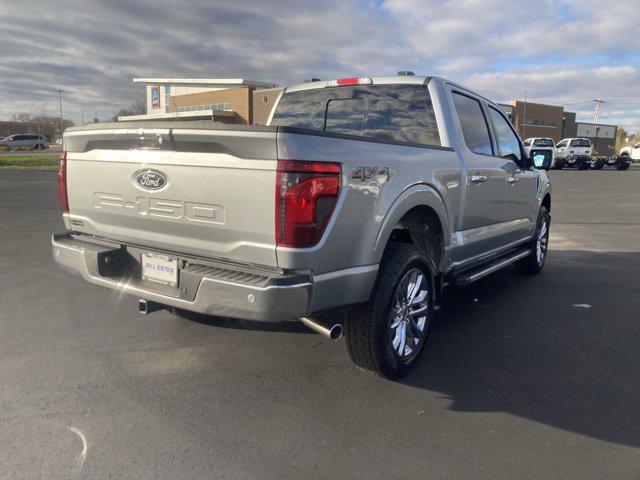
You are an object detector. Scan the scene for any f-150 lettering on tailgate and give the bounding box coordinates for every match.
[92,192,226,225]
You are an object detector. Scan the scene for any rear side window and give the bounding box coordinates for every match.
[272,84,441,146]
[570,139,590,147]
[451,92,492,155]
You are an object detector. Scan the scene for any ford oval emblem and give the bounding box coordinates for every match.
[135,169,167,190]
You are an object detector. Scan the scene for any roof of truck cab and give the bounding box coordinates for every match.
[284,75,430,93]
[282,75,498,107]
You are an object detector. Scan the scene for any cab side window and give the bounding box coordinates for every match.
[487,107,521,161]
[452,92,493,155]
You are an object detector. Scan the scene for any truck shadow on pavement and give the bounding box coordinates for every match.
[173,308,314,334]
[401,249,640,448]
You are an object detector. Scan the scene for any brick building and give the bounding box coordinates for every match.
[510,100,565,142]
[119,78,281,125]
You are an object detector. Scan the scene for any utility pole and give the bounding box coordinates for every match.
[522,90,527,139]
[57,89,64,135]
[81,110,84,126]
[593,98,605,124]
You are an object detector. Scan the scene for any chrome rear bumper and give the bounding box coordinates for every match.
[52,233,311,321]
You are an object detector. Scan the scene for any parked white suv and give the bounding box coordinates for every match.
[0,134,49,150]
[554,138,592,170]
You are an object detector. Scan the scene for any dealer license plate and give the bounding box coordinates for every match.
[141,252,179,286]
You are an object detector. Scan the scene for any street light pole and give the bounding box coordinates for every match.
[57,89,64,136]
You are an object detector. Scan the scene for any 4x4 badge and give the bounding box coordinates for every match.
[352,166,390,182]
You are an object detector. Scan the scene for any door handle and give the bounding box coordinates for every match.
[470,175,487,184]
[507,175,517,184]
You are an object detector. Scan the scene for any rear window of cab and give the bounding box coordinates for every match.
[271,84,441,147]
[570,139,591,147]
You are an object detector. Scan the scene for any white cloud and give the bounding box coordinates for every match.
[0,0,638,130]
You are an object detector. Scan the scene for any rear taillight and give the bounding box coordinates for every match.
[57,151,69,213]
[275,160,341,248]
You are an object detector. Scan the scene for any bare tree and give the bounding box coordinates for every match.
[10,112,34,123]
[7,113,74,133]
[113,99,146,120]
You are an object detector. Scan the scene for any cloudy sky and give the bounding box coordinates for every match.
[1,0,639,131]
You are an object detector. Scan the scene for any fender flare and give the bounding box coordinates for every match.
[373,184,451,265]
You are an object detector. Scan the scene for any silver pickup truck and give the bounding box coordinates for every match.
[52,74,551,378]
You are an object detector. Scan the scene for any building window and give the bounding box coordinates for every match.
[169,102,233,113]
[521,117,556,128]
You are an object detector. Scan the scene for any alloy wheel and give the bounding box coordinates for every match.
[536,218,549,265]
[388,268,429,361]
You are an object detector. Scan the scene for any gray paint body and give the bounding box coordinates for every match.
[54,76,551,320]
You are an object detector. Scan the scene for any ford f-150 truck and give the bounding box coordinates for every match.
[52,74,551,378]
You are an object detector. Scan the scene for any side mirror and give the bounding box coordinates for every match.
[530,150,552,171]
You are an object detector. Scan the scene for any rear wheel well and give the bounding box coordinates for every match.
[388,206,444,272]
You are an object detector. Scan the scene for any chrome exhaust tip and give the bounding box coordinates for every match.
[299,316,343,341]
[138,299,163,315]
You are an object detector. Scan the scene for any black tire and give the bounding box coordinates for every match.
[617,156,630,170]
[578,162,590,170]
[344,242,435,379]
[515,206,550,274]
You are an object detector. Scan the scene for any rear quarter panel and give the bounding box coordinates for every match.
[275,131,462,274]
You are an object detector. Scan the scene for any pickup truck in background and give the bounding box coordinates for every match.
[523,137,555,170]
[52,74,551,378]
[554,138,592,169]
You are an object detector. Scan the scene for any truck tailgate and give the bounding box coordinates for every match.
[63,124,279,267]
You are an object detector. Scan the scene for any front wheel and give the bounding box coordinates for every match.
[344,242,434,379]
[515,206,550,274]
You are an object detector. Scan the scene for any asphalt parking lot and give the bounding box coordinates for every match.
[1,169,639,479]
